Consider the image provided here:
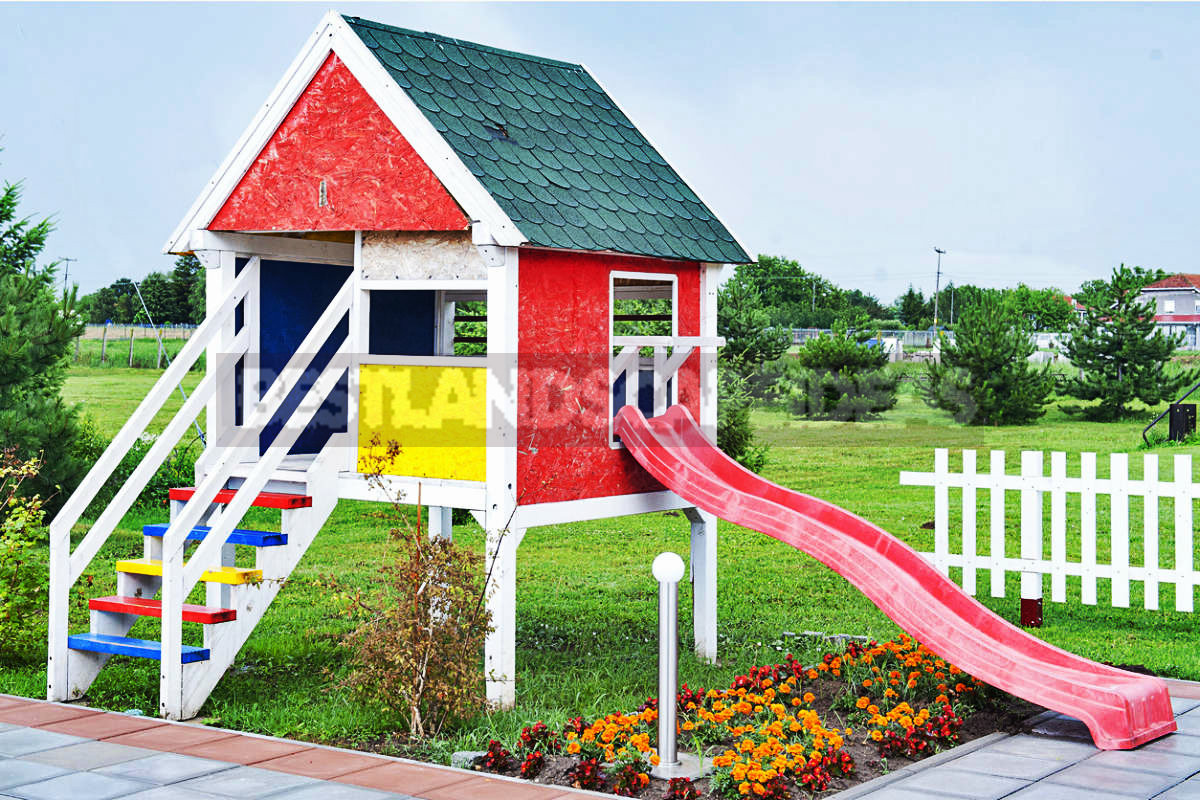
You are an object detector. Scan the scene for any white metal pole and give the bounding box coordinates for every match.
[652,552,685,768]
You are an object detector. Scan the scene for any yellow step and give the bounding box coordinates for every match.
[115,558,262,585]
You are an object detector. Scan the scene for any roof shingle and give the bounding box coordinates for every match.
[344,16,750,264]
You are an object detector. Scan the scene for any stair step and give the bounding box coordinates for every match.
[169,487,312,509]
[116,558,262,585]
[89,595,236,624]
[68,633,210,663]
[142,524,287,548]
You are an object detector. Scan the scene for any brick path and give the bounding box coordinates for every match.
[6,687,1200,799]
[0,695,594,799]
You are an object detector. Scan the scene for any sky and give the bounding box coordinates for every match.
[2,2,1198,303]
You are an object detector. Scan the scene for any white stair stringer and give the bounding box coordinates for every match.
[178,449,340,719]
[64,571,162,700]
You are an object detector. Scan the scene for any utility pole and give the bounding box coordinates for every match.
[811,278,816,312]
[60,257,77,291]
[950,285,955,325]
[933,248,946,329]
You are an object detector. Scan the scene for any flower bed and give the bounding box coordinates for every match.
[470,635,1040,798]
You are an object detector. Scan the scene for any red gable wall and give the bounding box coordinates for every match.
[209,53,468,233]
[516,248,702,505]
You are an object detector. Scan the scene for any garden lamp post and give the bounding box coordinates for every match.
[650,552,704,779]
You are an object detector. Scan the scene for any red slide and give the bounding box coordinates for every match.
[615,404,1176,750]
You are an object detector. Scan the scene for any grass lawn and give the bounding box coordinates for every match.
[5,365,1200,763]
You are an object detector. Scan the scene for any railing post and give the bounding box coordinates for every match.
[46,534,70,701]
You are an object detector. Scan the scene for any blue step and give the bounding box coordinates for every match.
[142,524,287,547]
[67,633,210,663]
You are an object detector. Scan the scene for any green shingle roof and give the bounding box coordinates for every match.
[344,16,750,264]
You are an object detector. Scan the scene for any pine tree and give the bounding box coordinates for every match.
[717,275,790,375]
[921,292,1054,425]
[0,178,85,510]
[1065,264,1191,420]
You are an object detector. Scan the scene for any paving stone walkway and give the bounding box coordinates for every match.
[831,684,1200,800]
[6,689,1200,799]
[0,695,591,799]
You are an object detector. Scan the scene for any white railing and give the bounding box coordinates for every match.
[901,449,1200,613]
[610,336,724,419]
[48,258,260,701]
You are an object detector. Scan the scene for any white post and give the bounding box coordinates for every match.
[1019,451,1044,627]
[429,507,453,541]
[347,231,368,474]
[933,448,949,574]
[989,450,1006,598]
[961,450,977,596]
[685,507,717,663]
[1143,454,1160,611]
[482,242,519,708]
[1111,453,1131,608]
[46,527,70,701]
[699,264,721,440]
[652,552,685,769]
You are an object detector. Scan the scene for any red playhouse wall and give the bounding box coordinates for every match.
[209,53,468,232]
[517,248,702,505]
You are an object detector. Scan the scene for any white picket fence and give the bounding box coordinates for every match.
[899,449,1199,613]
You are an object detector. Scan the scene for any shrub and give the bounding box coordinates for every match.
[920,292,1054,425]
[760,325,898,421]
[717,368,768,472]
[337,439,492,739]
[0,450,49,663]
[74,417,200,517]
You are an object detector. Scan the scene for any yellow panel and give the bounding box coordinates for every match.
[357,364,487,482]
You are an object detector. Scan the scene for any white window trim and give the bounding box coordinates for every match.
[608,270,678,447]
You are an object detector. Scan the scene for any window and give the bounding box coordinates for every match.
[610,273,678,440]
[1165,299,1176,314]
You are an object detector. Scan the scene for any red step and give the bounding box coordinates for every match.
[89,595,237,624]
[169,487,312,509]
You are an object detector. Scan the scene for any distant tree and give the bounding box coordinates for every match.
[718,275,790,374]
[897,286,929,329]
[1010,284,1074,332]
[137,271,174,324]
[921,292,1054,425]
[0,177,85,510]
[844,289,887,320]
[171,254,205,323]
[1065,264,1191,420]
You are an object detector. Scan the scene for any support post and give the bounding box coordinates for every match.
[429,506,453,541]
[685,507,717,662]
[484,526,522,708]
[481,237,519,708]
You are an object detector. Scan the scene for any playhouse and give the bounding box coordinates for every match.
[47,11,750,719]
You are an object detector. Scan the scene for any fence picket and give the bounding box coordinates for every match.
[1144,454,1159,611]
[934,449,949,575]
[1020,452,1044,611]
[1110,454,1130,608]
[990,450,1006,598]
[1176,455,1193,613]
[1081,453,1098,605]
[1050,451,1066,603]
[962,450,977,595]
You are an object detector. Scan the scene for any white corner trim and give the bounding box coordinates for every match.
[165,11,526,255]
[579,62,754,264]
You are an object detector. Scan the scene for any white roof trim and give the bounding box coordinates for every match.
[165,11,524,254]
[578,62,753,265]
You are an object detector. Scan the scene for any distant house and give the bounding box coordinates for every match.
[1138,274,1200,349]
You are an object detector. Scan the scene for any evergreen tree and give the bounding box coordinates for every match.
[1065,264,1190,420]
[897,286,929,329]
[777,324,897,421]
[171,254,205,323]
[717,275,790,374]
[0,178,85,510]
[921,292,1054,425]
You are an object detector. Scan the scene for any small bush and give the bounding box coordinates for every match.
[717,368,768,472]
[0,450,49,663]
[336,439,492,739]
[758,326,898,422]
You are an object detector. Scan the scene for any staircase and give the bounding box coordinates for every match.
[48,257,350,719]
